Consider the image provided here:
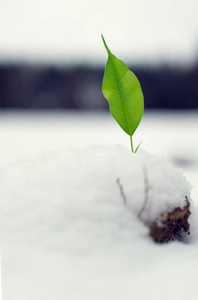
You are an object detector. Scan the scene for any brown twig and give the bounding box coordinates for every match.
[138,165,151,218]
[116,178,127,205]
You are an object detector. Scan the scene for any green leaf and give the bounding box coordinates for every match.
[101,35,144,137]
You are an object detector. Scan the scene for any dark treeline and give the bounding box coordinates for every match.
[0,63,197,109]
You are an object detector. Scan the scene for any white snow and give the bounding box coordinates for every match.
[0,110,198,300]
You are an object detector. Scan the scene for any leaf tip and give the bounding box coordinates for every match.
[101,34,110,55]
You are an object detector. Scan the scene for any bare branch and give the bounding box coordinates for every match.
[116,178,127,205]
[138,165,151,218]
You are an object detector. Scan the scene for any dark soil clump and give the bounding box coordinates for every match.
[149,197,190,243]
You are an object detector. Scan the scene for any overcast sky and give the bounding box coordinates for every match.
[0,0,198,66]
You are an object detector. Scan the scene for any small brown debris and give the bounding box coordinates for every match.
[149,197,190,243]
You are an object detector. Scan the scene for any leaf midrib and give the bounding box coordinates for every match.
[111,56,131,136]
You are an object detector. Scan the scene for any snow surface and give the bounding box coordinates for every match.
[0,111,198,300]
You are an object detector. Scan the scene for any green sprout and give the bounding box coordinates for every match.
[101,35,144,153]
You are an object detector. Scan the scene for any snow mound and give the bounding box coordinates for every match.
[0,145,191,253]
[0,144,194,300]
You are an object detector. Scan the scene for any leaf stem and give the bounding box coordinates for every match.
[130,136,134,153]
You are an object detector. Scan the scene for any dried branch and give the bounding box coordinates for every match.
[138,165,151,218]
[116,178,127,205]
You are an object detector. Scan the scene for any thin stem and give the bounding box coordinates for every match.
[116,178,127,205]
[138,165,150,218]
[130,135,134,153]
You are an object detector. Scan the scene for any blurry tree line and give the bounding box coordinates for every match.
[0,63,197,109]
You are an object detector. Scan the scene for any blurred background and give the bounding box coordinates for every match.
[0,0,197,110]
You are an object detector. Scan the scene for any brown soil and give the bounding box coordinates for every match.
[149,197,190,243]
